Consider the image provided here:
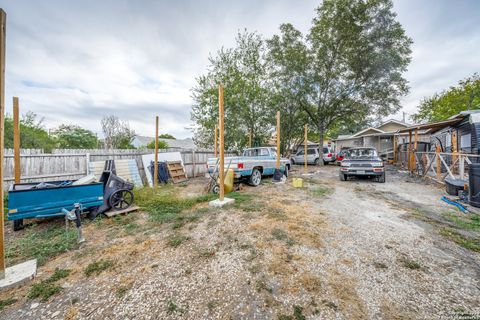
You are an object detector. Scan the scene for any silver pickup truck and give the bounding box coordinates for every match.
[207,147,291,186]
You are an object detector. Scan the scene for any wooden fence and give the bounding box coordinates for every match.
[3,149,237,189]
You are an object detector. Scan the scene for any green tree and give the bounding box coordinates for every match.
[4,111,55,151]
[305,0,412,160]
[191,31,272,151]
[146,139,169,149]
[412,73,480,123]
[52,124,98,149]
[158,133,176,139]
[266,23,310,154]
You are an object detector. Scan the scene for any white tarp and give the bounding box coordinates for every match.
[141,152,185,186]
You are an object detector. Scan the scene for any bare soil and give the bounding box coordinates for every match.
[1,165,479,319]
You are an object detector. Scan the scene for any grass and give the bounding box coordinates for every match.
[0,298,17,311]
[442,211,480,231]
[6,225,78,266]
[278,305,306,320]
[28,268,71,301]
[271,228,295,246]
[168,234,190,247]
[309,186,332,197]
[399,257,421,270]
[84,259,114,277]
[440,228,480,252]
[166,300,185,315]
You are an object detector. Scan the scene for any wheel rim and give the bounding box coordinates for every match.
[252,171,261,185]
[110,190,133,210]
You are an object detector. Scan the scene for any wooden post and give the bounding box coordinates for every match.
[154,116,159,188]
[412,128,418,172]
[304,124,308,173]
[393,135,397,164]
[214,124,218,158]
[0,9,6,279]
[408,130,412,172]
[13,96,20,183]
[276,111,280,169]
[436,145,441,180]
[218,85,225,201]
[192,150,196,178]
[452,130,457,173]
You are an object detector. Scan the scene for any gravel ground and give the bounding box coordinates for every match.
[1,165,479,319]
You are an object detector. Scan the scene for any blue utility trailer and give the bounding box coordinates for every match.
[8,180,105,231]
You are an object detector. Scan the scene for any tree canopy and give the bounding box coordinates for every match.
[191,0,412,155]
[4,112,55,151]
[52,124,98,149]
[146,139,169,149]
[412,73,480,123]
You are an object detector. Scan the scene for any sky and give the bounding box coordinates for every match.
[1,0,479,138]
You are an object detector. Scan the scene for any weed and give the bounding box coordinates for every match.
[293,305,306,320]
[6,225,78,266]
[374,262,388,269]
[84,259,113,277]
[28,268,71,301]
[278,315,293,320]
[197,247,215,258]
[442,212,480,231]
[207,300,218,312]
[310,186,332,197]
[440,228,480,252]
[256,278,273,294]
[71,297,79,305]
[166,300,184,314]
[272,228,288,241]
[399,257,421,270]
[0,298,17,311]
[322,300,338,311]
[249,264,262,274]
[168,234,189,247]
[116,283,133,297]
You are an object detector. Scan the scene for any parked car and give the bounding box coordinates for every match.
[291,146,336,165]
[207,147,291,186]
[339,147,385,182]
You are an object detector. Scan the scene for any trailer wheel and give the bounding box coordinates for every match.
[109,189,134,211]
[13,219,24,231]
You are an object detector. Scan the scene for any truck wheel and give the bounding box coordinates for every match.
[13,219,24,231]
[291,158,295,165]
[248,169,262,186]
[378,173,386,183]
[323,160,328,165]
[314,158,319,166]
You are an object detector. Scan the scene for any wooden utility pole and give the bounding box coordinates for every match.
[0,9,6,279]
[13,97,20,183]
[154,116,159,188]
[304,124,308,172]
[276,111,280,169]
[218,85,225,201]
[214,124,218,158]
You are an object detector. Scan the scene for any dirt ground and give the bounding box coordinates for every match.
[1,165,479,319]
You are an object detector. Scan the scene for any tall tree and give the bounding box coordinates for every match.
[305,0,412,161]
[101,115,135,149]
[412,73,480,123]
[191,31,272,151]
[52,124,98,149]
[266,23,310,154]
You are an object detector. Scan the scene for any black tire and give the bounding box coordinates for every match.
[109,189,134,210]
[211,184,220,194]
[248,168,262,186]
[339,173,346,181]
[378,173,386,183]
[314,158,319,166]
[284,165,289,177]
[291,158,295,165]
[13,219,24,231]
[323,160,328,165]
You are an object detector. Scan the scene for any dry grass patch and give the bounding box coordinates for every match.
[328,270,368,319]
[297,272,322,292]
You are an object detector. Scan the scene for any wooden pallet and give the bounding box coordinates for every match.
[104,205,140,218]
[167,161,188,183]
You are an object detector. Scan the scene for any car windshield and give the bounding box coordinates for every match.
[346,148,377,159]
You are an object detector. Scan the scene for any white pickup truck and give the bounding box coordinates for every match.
[207,147,291,186]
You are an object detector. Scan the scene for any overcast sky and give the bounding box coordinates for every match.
[2,0,479,138]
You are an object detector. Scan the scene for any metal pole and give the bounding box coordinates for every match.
[276,111,280,169]
[13,97,20,183]
[0,9,6,279]
[304,124,308,173]
[218,85,225,201]
[154,116,159,188]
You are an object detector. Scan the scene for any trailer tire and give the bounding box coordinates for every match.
[13,219,24,231]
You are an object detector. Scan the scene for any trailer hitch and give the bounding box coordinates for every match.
[62,203,86,243]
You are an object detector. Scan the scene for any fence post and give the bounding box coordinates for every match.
[436,146,441,180]
[85,153,90,174]
[459,153,464,180]
[0,9,6,279]
[192,150,196,178]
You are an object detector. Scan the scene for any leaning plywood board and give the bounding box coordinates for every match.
[88,159,143,187]
[167,161,188,183]
[141,152,185,186]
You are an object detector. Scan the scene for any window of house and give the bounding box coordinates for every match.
[461,133,471,149]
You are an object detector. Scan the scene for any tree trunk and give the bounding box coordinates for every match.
[318,123,325,166]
